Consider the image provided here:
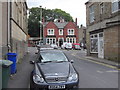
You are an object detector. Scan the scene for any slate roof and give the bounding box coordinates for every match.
[43,22,68,29]
[54,22,68,29]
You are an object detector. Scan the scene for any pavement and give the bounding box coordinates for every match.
[7,47,37,88]
[75,49,120,69]
[85,56,120,68]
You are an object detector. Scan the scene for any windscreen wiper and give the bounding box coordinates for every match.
[42,61,53,63]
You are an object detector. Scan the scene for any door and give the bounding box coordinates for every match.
[98,33,104,58]
[58,38,64,47]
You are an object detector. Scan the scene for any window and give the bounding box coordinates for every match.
[112,0,120,13]
[89,5,95,23]
[46,38,56,44]
[100,3,104,14]
[68,29,74,35]
[59,29,63,35]
[66,38,76,43]
[90,34,98,53]
[47,29,54,35]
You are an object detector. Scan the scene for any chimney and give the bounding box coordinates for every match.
[75,18,77,25]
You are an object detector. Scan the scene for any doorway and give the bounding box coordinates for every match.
[98,33,104,58]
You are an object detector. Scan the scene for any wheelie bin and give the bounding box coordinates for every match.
[0,60,13,88]
[7,53,17,74]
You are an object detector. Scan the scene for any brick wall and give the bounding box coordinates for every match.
[64,22,79,43]
[44,22,79,43]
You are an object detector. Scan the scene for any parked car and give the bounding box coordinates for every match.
[72,43,81,50]
[30,50,79,90]
[50,44,58,49]
[61,42,72,50]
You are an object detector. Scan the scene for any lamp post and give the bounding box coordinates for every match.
[40,6,42,42]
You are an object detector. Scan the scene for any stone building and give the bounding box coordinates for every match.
[79,25,86,48]
[85,1,120,61]
[0,1,28,62]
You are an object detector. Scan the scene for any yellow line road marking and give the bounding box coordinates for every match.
[71,52,120,70]
[106,70,118,73]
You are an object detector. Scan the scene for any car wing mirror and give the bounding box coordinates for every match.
[70,60,74,63]
[30,61,35,64]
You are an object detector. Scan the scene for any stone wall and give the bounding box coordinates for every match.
[11,20,27,62]
[2,3,8,59]
[104,25,119,61]
[0,2,2,59]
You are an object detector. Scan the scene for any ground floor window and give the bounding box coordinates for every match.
[66,37,76,43]
[46,38,56,44]
[90,34,98,53]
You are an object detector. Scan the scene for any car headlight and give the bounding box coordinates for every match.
[68,73,78,82]
[33,74,44,83]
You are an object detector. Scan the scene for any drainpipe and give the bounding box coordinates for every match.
[7,1,12,52]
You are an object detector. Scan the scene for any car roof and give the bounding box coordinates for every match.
[40,50,62,53]
[73,43,80,45]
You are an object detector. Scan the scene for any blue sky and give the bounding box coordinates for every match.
[27,0,88,26]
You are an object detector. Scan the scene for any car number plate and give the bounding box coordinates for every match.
[48,85,65,89]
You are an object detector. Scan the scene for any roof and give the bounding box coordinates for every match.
[54,22,68,29]
[43,22,68,29]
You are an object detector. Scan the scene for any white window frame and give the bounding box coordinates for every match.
[112,0,120,13]
[100,3,104,14]
[46,38,56,44]
[67,29,74,35]
[66,37,76,43]
[47,29,54,35]
[89,5,95,23]
[59,29,63,35]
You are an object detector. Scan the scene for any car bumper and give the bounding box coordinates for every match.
[32,81,79,89]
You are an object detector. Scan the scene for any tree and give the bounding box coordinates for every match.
[28,7,73,37]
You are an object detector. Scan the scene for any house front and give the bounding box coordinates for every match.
[0,1,28,61]
[85,1,120,61]
[43,19,79,47]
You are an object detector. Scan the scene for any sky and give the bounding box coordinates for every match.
[27,0,89,27]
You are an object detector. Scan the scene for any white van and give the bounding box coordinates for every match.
[61,42,72,49]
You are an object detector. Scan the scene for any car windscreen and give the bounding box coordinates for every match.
[40,52,68,63]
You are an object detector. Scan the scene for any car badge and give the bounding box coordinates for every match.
[55,78,59,81]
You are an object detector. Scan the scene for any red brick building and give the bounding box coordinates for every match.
[43,19,79,47]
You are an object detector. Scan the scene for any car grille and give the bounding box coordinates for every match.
[45,76,67,83]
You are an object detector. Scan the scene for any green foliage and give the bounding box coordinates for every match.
[28,7,73,37]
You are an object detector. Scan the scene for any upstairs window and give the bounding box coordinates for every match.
[100,3,104,14]
[68,29,74,35]
[89,5,95,23]
[112,0,120,13]
[59,29,63,35]
[47,29,54,35]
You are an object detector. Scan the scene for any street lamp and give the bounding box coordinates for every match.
[40,6,42,42]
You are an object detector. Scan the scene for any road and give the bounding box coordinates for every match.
[7,47,119,89]
[63,50,119,88]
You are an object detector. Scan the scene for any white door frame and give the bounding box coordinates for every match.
[98,33,104,58]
